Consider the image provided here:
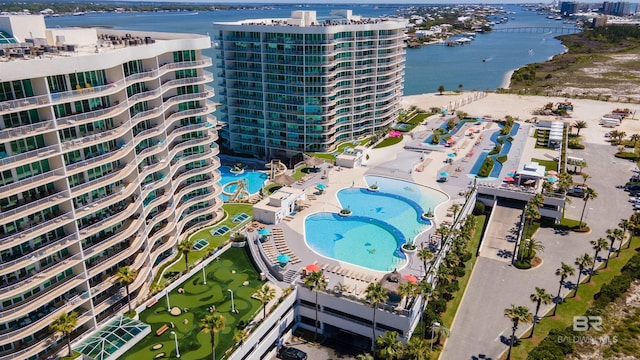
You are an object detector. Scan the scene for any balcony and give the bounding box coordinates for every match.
[66,146,133,176]
[161,71,214,90]
[0,212,73,249]
[0,253,83,299]
[128,87,162,106]
[130,106,164,125]
[0,233,78,274]
[56,101,129,128]
[0,94,51,116]
[0,169,65,198]
[78,198,142,238]
[0,188,69,225]
[0,144,61,171]
[164,100,216,123]
[0,120,56,142]
[0,272,86,321]
[163,86,214,108]
[70,164,136,197]
[159,56,212,73]
[50,79,124,104]
[82,218,143,261]
[133,123,165,143]
[86,239,143,275]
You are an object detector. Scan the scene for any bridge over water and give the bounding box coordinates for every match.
[491,26,581,34]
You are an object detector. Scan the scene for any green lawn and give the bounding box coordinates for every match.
[154,204,254,285]
[122,247,263,360]
[374,136,403,149]
[440,215,486,328]
[531,158,558,172]
[307,138,370,161]
[508,240,639,359]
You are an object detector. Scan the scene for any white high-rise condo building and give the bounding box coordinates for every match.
[214,10,405,159]
[0,15,222,359]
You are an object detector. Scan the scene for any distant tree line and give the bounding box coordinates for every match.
[584,25,640,44]
[0,2,254,15]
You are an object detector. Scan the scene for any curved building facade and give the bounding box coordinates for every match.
[214,10,405,159]
[0,15,222,359]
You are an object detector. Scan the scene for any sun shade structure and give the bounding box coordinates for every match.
[75,316,151,360]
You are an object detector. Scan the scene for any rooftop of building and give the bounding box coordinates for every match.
[0,14,208,64]
[214,9,404,28]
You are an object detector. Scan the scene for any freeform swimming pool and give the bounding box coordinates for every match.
[218,166,268,201]
[304,177,448,271]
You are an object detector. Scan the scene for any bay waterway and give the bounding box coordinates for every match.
[45,4,577,95]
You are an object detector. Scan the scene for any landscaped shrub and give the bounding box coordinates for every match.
[528,327,577,359]
[477,158,494,177]
[615,152,639,160]
[488,144,502,155]
[472,201,485,215]
[432,298,447,314]
[514,259,532,269]
[496,155,507,163]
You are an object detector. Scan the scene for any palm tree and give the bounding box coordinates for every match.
[523,204,540,240]
[553,262,575,316]
[365,282,388,352]
[200,312,226,360]
[581,173,591,185]
[631,133,640,146]
[253,284,276,320]
[605,229,618,268]
[578,187,597,228]
[573,253,594,297]
[404,337,431,360]
[450,203,462,221]
[417,279,432,338]
[115,266,138,314]
[504,305,533,360]
[177,238,195,270]
[619,219,632,249]
[376,331,403,360]
[50,312,79,357]
[590,238,609,279]
[233,328,248,345]
[398,282,415,310]
[433,323,450,345]
[529,287,552,337]
[525,238,545,259]
[613,228,625,257]
[572,120,587,135]
[417,247,434,275]
[303,270,326,340]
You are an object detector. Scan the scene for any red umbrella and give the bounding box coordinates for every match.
[403,274,418,283]
[306,264,321,272]
[504,176,515,182]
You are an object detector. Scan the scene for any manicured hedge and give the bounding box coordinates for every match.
[477,158,494,177]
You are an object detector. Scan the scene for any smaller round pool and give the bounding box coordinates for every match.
[305,213,406,272]
[218,166,268,201]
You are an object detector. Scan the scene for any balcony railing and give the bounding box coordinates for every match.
[66,146,132,173]
[0,233,77,273]
[1,253,82,297]
[0,168,66,196]
[70,164,134,196]
[0,189,69,224]
[56,101,128,127]
[1,213,72,247]
[78,199,141,236]
[0,272,86,319]
[0,94,50,115]
[0,144,61,170]
[50,79,124,104]
[0,120,56,142]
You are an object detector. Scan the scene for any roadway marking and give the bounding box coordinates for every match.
[494,329,507,342]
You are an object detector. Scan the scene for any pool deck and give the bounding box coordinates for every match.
[246,107,555,298]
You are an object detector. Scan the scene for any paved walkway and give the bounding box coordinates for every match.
[442,135,635,360]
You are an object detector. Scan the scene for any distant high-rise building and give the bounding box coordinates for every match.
[560,1,579,16]
[214,10,406,160]
[0,15,221,359]
[601,1,633,15]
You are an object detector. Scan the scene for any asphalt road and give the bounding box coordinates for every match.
[442,140,635,360]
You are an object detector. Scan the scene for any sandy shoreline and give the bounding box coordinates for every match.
[501,70,514,89]
[401,92,640,132]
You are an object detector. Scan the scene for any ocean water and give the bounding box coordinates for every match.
[45,4,574,95]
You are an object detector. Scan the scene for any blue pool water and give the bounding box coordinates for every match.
[468,123,520,180]
[423,118,481,146]
[218,166,268,201]
[304,176,448,271]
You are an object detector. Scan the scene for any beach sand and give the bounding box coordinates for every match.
[402,92,640,132]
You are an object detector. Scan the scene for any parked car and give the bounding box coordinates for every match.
[278,347,308,360]
[625,184,640,192]
[567,186,586,197]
